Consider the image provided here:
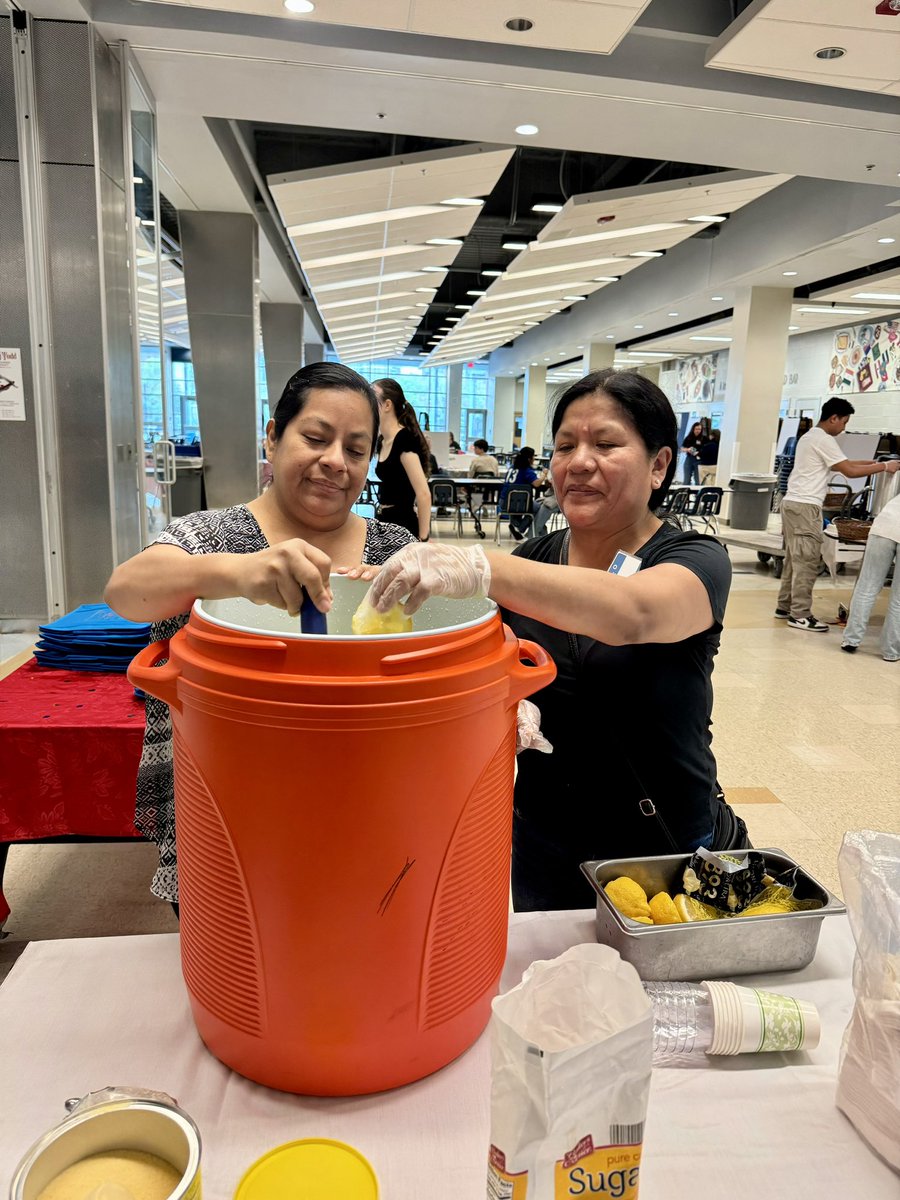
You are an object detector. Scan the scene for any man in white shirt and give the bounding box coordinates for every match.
[778,398,900,631]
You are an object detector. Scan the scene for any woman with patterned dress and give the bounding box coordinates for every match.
[105,362,414,908]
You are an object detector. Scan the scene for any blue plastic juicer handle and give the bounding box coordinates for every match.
[299,589,328,635]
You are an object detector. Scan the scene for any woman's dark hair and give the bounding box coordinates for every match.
[373,378,430,470]
[272,362,379,451]
[513,446,536,471]
[550,369,678,509]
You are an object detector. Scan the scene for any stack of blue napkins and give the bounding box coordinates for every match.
[34,603,151,673]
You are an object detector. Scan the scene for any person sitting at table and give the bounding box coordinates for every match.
[372,378,432,541]
[104,362,415,912]
[499,447,548,541]
[424,435,440,477]
[365,369,739,911]
[470,439,500,478]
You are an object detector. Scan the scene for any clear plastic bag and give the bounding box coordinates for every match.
[836,830,900,1173]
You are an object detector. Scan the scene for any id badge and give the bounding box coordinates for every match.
[608,549,642,577]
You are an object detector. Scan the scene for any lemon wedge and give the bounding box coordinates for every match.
[673,893,721,922]
[649,892,682,925]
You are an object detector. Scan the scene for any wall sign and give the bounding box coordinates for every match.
[0,348,26,420]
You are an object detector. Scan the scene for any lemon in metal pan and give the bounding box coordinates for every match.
[351,599,413,635]
[648,892,682,925]
[604,877,653,924]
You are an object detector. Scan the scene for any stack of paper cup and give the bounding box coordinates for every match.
[704,981,821,1055]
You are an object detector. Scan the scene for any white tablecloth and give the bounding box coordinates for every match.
[0,913,894,1199]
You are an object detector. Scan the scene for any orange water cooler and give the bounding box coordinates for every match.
[129,580,554,1096]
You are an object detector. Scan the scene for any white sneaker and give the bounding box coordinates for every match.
[787,615,828,632]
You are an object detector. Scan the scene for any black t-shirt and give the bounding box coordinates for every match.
[698,439,719,465]
[502,522,732,865]
[375,428,418,511]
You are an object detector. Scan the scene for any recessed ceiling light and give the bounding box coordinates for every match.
[629,251,664,259]
[530,361,538,366]
[415,287,437,294]
[606,334,614,339]
[687,215,727,223]
[797,305,870,315]
[502,240,529,251]
[454,304,473,309]
[532,202,564,214]
[788,326,800,331]
[283,0,314,11]
[563,295,587,302]
[815,46,845,60]
[427,238,463,247]
[667,312,679,317]
[482,268,504,277]
[440,197,483,207]
[782,271,798,277]
[851,291,900,301]
[467,290,487,297]
[515,123,539,135]
[592,276,620,283]
[633,324,644,329]
[132,175,144,185]
[690,336,733,343]
[422,267,445,273]
[877,237,896,244]
[711,296,724,301]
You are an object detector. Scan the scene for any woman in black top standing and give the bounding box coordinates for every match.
[373,378,432,540]
[681,421,705,485]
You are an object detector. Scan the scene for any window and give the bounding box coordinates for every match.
[328,353,449,432]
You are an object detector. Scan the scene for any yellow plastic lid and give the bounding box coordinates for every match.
[234,1138,379,1200]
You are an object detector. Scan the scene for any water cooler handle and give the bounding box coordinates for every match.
[507,639,556,705]
[128,640,181,711]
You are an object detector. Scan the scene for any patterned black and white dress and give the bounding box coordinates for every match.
[135,505,415,902]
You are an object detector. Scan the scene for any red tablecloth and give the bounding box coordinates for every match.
[0,660,145,922]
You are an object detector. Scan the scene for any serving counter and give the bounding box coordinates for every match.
[1,911,891,1198]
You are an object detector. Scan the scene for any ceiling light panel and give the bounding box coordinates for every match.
[432,169,790,366]
[181,0,652,56]
[269,143,513,359]
[706,0,900,97]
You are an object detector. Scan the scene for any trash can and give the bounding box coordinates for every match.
[728,473,777,530]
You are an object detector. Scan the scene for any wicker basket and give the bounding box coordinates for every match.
[832,518,873,544]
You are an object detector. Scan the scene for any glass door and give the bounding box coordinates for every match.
[124,58,173,541]
[464,408,488,446]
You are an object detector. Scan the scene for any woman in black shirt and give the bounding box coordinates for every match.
[681,421,705,485]
[367,370,735,910]
[373,378,432,540]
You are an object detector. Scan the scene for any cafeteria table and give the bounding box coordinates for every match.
[1,912,891,1198]
[0,660,145,926]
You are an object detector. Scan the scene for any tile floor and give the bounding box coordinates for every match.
[1,537,898,982]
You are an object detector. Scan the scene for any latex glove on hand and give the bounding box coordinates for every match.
[516,699,552,755]
[368,543,492,616]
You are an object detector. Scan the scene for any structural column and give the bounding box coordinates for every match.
[491,376,516,450]
[523,363,548,453]
[447,362,463,442]
[181,211,260,508]
[261,302,304,404]
[718,286,794,480]
[582,340,615,374]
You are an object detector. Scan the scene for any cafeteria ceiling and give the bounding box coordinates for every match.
[30,0,900,371]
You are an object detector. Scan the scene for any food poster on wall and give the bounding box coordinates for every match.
[829,319,900,393]
[0,348,26,420]
[673,352,718,406]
